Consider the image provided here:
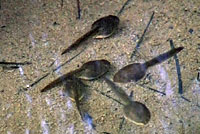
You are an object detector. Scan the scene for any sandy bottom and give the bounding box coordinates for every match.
[0,0,200,134]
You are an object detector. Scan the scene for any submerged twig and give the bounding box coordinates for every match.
[181,96,200,108]
[0,61,32,69]
[0,61,31,66]
[19,49,84,92]
[76,0,81,19]
[169,39,183,94]
[117,0,132,16]
[137,83,166,96]
[29,73,50,90]
[119,110,126,131]
[197,68,200,82]
[130,11,155,60]
[53,49,84,72]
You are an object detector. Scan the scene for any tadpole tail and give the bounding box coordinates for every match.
[74,89,96,129]
[40,74,70,92]
[144,47,184,68]
[74,93,84,120]
[104,77,130,105]
[61,27,99,55]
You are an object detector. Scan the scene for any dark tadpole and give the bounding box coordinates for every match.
[63,76,96,129]
[40,59,111,92]
[63,76,87,121]
[61,15,119,55]
[114,47,184,83]
[104,77,151,125]
[55,75,96,129]
[41,74,87,121]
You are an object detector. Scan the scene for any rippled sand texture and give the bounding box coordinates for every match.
[0,0,200,134]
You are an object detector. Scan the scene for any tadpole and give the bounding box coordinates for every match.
[104,77,151,125]
[114,47,184,83]
[63,76,87,122]
[61,15,119,55]
[40,59,111,92]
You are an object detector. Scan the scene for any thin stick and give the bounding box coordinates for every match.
[53,49,84,72]
[130,11,155,60]
[117,0,132,16]
[76,0,81,19]
[0,61,31,70]
[29,73,50,89]
[169,39,183,94]
[181,96,200,108]
[169,40,200,108]
[19,49,84,92]
[0,61,31,66]
[61,0,63,8]
[137,83,166,96]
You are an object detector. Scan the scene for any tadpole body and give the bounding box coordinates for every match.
[74,59,111,80]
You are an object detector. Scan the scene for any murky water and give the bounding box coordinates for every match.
[0,0,200,134]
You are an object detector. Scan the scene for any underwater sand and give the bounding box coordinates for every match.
[0,0,200,133]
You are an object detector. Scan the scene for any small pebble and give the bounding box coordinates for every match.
[169,26,173,29]
[53,21,60,26]
[188,28,194,34]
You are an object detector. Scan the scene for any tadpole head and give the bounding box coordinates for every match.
[63,77,86,101]
[123,101,151,125]
[91,15,120,39]
[113,63,147,83]
[76,59,111,80]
